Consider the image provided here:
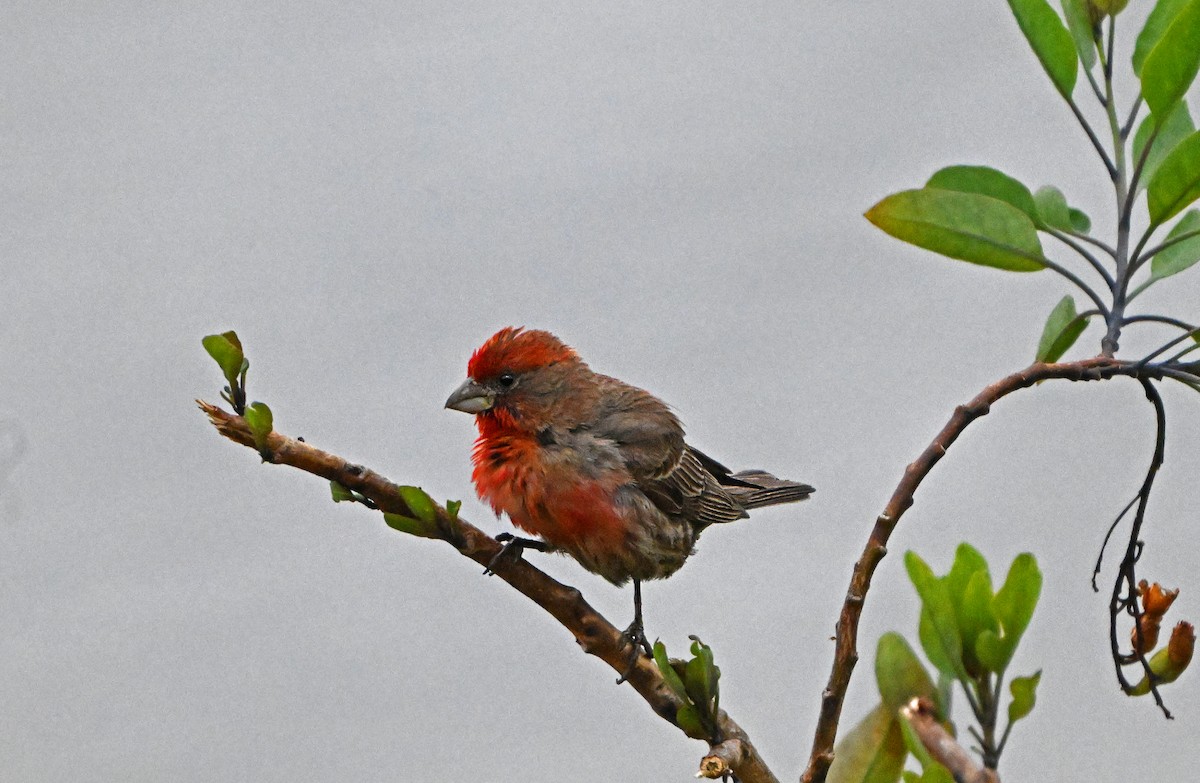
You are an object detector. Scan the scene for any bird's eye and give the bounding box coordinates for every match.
[497,372,517,388]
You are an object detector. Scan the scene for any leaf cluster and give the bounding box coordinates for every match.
[830,545,1042,783]
[653,636,722,742]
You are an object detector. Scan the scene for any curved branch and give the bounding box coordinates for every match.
[1107,379,1171,717]
[800,357,1167,783]
[197,401,778,783]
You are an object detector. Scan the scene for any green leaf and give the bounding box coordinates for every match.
[1033,186,1072,230]
[1148,130,1200,224]
[1135,0,1193,75]
[1141,0,1200,118]
[1008,670,1042,724]
[684,640,719,715]
[1036,295,1090,362]
[1005,0,1079,99]
[925,165,1040,221]
[918,609,956,679]
[202,331,246,387]
[1068,207,1092,233]
[977,554,1043,672]
[1061,0,1097,71]
[897,714,935,770]
[960,570,1000,674]
[652,640,690,702]
[1133,102,1195,192]
[382,512,440,539]
[866,190,1046,272]
[905,552,967,681]
[397,486,437,525]
[445,499,462,520]
[243,401,273,452]
[827,703,906,783]
[875,633,937,712]
[1152,209,1200,280]
[674,704,709,740]
[330,481,355,503]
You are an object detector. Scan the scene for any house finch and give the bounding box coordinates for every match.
[445,327,813,666]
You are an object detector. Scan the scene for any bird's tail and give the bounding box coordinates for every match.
[726,470,814,509]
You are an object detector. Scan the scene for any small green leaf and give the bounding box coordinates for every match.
[382,512,440,539]
[1008,670,1042,724]
[1141,0,1200,118]
[445,499,462,520]
[1061,0,1097,71]
[684,636,719,716]
[397,486,437,525]
[1005,0,1079,98]
[977,554,1043,672]
[866,189,1046,272]
[905,552,967,681]
[202,332,245,387]
[1151,209,1200,279]
[925,165,1040,221]
[1036,295,1090,362]
[1133,101,1195,192]
[918,609,956,679]
[897,713,935,770]
[652,641,690,702]
[1068,207,1091,233]
[875,632,938,712]
[1147,130,1200,224]
[330,481,355,503]
[827,703,906,783]
[960,570,1000,674]
[243,401,273,452]
[1134,0,1193,76]
[674,704,709,740]
[1034,186,1072,230]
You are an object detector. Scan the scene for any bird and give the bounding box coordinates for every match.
[444,327,813,670]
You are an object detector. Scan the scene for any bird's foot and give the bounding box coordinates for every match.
[615,618,653,684]
[483,533,551,576]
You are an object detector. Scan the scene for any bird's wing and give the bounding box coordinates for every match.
[590,376,747,528]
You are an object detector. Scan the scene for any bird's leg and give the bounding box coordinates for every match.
[616,579,653,684]
[483,532,553,576]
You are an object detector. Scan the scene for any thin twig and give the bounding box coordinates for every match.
[1120,96,1142,140]
[1037,256,1111,318]
[1132,228,1200,274]
[1044,228,1116,290]
[1105,380,1172,718]
[197,401,779,783]
[1092,494,1139,591]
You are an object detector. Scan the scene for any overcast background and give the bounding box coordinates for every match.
[3,1,1197,781]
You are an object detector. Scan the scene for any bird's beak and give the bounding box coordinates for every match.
[444,378,494,414]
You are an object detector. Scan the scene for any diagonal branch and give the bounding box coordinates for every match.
[197,401,778,783]
[799,356,1172,783]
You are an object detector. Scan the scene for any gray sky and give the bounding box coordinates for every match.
[3,1,1197,780]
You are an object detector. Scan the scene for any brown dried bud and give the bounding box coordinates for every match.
[1138,580,1179,619]
[1167,622,1195,671]
[1131,614,1161,654]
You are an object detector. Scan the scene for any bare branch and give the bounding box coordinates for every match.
[197,401,778,783]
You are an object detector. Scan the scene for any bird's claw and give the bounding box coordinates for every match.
[615,618,652,684]
[483,533,550,576]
